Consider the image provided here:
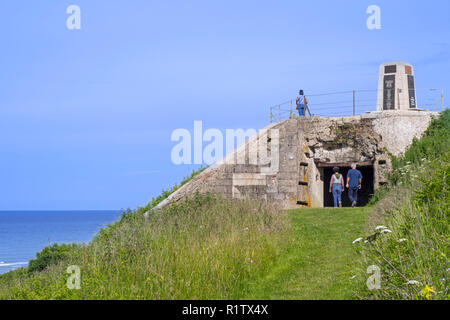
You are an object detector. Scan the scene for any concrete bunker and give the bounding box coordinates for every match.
[157,62,438,210]
[158,111,436,211]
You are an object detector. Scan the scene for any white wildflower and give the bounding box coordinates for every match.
[352,237,363,244]
[398,238,407,242]
[375,226,388,231]
[406,280,420,285]
[380,229,392,234]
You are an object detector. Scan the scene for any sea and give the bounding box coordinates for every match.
[0,210,122,275]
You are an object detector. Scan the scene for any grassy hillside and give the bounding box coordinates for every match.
[351,109,449,300]
[0,195,290,299]
[0,111,448,300]
[0,200,370,300]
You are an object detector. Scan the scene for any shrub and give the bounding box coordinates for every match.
[28,243,78,273]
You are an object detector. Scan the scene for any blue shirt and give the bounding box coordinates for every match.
[347,169,362,188]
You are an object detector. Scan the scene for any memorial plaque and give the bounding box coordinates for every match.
[383,75,395,110]
[408,75,416,108]
[405,65,412,75]
[384,65,397,74]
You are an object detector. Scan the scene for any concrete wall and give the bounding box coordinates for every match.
[157,110,437,209]
[367,110,435,156]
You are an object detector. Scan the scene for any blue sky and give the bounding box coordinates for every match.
[0,0,449,210]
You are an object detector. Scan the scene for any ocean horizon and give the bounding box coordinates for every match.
[0,210,122,274]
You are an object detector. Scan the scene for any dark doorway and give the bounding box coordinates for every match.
[323,165,374,207]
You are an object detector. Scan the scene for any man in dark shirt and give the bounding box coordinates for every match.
[346,163,363,207]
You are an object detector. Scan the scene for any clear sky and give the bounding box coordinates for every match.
[0,0,449,210]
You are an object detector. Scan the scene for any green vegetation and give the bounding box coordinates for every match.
[352,109,449,300]
[0,111,448,300]
[28,243,79,273]
[0,199,369,300]
[244,207,370,299]
[0,194,289,299]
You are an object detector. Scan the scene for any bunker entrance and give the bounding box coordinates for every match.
[321,163,374,207]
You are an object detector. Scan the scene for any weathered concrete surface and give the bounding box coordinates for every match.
[158,110,438,209]
[366,110,434,156]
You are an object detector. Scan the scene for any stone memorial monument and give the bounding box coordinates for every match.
[376,62,417,111]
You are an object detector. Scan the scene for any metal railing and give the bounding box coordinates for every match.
[269,88,445,123]
[269,100,312,123]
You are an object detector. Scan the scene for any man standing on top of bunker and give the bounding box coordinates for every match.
[346,163,363,207]
[296,90,308,116]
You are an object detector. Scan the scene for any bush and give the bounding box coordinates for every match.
[28,243,78,273]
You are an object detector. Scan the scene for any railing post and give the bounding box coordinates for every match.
[353,90,356,116]
[270,107,273,123]
[278,105,281,122]
[290,100,293,119]
[305,96,311,117]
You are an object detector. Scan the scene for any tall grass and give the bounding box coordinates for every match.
[0,194,289,299]
[352,110,450,300]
